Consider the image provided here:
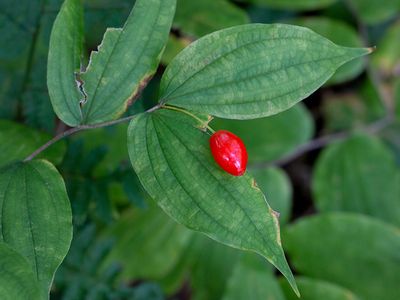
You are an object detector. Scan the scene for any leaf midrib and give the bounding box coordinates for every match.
[161,35,339,101]
[148,115,239,239]
[83,1,163,122]
[154,113,280,259]
[166,53,352,104]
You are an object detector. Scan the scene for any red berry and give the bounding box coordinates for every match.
[209,130,248,176]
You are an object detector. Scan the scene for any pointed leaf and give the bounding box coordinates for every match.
[159,24,371,119]
[47,0,84,126]
[0,242,41,300]
[80,0,176,124]
[127,108,298,294]
[283,213,400,300]
[291,17,365,85]
[0,160,72,297]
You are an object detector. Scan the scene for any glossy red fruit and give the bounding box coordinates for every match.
[209,130,248,176]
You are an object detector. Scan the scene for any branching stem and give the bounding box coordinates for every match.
[23,104,161,162]
[162,104,215,134]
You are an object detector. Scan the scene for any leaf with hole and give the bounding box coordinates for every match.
[47,0,84,126]
[127,108,298,295]
[80,0,176,124]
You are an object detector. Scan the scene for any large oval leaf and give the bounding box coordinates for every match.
[0,120,66,168]
[47,0,84,126]
[0,160,72,296]
[312,134,400,227]
[283,213,400,300]
[127,108,298,295]
[0,242,41,300]
[280,277,361,300]
[80,0,176,124]
[211,103,314,163]
[159,24,371,119]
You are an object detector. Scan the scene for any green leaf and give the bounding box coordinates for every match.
[347,0,400,24]
[0,0,40,119]
[80,0,176,124]
[247,0,337,10]
[161,35,190,66]
[372,20,400,77]
[251,168,292,225]
[320,90,384,133]
[283,213,400,300]
[47,0,84,126]
[0,242,41,300]
[74,123,129,177]
[280,277,361,300]
[174,0,249,37]
[211,103,314,163]
[312,134,400,227]
[290,17,364,85]
[188,234,241,300]
[0,160,73,297]
[127,108,298,295]
[396,79,400,120]
[159,24,371,120]
[103,205,192,280]
[222,255,285,300]
[0,120,66,168]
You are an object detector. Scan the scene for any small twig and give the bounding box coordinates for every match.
[24,105,161,162]
[250,116,393,169]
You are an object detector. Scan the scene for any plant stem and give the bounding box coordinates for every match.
[250,115,393,169]
[23,105,161,162]
[162,104,215,133]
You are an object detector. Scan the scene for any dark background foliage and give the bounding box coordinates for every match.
[1,0,399,299]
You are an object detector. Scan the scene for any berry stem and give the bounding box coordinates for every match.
[162,104,215,134]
